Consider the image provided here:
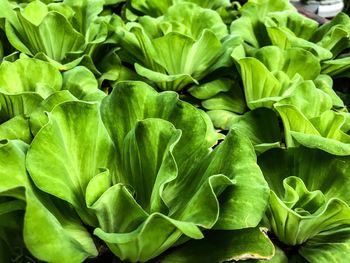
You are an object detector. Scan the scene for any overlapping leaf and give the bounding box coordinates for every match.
[0,140,98,262]
[115,3,235,91]
[259,147,350,262]
[24,81,269,262]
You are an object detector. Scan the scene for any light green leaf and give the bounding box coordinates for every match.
[265,10,318,40]
[149,30,227,90]
[314,74,344,108]
[0,115,32,143]
[0,139,98,262]
[4,1,85,62]
[264,10,332,60]
[277,80,332,119]
[90,119,205,262]
[118,23,232,91]
[230,108,281,154]
[85,169,112,207]
[311,12,350,57]
[190,78,247,115]
[0,140,29,192]
[322,55,350,78]
[208,129,269,229]
[64,0,104,35]
[230,0,295,48]
[206,110,241,130]
[135,63,197,91]
[267,177,350,245]
[161,2,228,40]
[259,147,350,262]
[201,90,246,114]
[94,212,202,262]
[129,0,173,17]
[29,90,78,136]
[0,58,62,96]
[253,46,320,80]
[237,57,287,109]
[188,78,233,100]
[0,58,62,120]
[96,82,268,261]
[62,66,106,101]
[24,190,99,263]
[111,118,179,214]
[26,101,115,226]
[159,228,274,263]
[129,0,230,17]
[276,104,350,155]
[101,81,220,181]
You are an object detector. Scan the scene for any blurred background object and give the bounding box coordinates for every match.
[290,0,344,18]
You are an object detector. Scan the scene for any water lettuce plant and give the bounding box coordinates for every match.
[1,0,350,262]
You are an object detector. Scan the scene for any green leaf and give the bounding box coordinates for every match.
[4,1,85,62]
[231,108,281,154]
[208,129,269,229]
[252,46,321,80]
[90,119,205,262]
[188,78,233,100]
[264,10,332,60]
[96,82,268,260]
[135,63,197,91]
[265,10,318,40]
[29,90,78,137]
[138,30,228,91]
[259,145,350,205]
[101,81,220,181]
[267,177,350,245]
[275,104,350,155]
[189,78,247,115]
[24,190,99,263]
[0,58,62,120]
[0,58,62,95]
[322,55,350,78]
[0,139,98,262]
[62,66,106,102]
[300,232,350,263]
[230,0,295,48]
[159,228,274,263]
[94,212,202,262]
[237,57,285,109]
[120,118,181,213]
[311,12,350,57]
[117,22,232,91]
[256,245,288,263]
[161,2,228,40]
[64,0,105,35]
[0,140,29,192]
[26,101,115,226]
[206,110,240,130]
[0,115,32,143]
[277,80,332,119]
[129,0,230,17]
[129,0,173,17]
[314,74,344,108]
[259,147,350,262]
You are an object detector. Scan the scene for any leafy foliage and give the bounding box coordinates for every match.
[1,0,350,262]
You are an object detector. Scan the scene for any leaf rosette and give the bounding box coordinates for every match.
[0,0,122,72]
[259,147,350,262]
[0,57,105,144]
[24,81,269,262]
[115,2,235,91]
